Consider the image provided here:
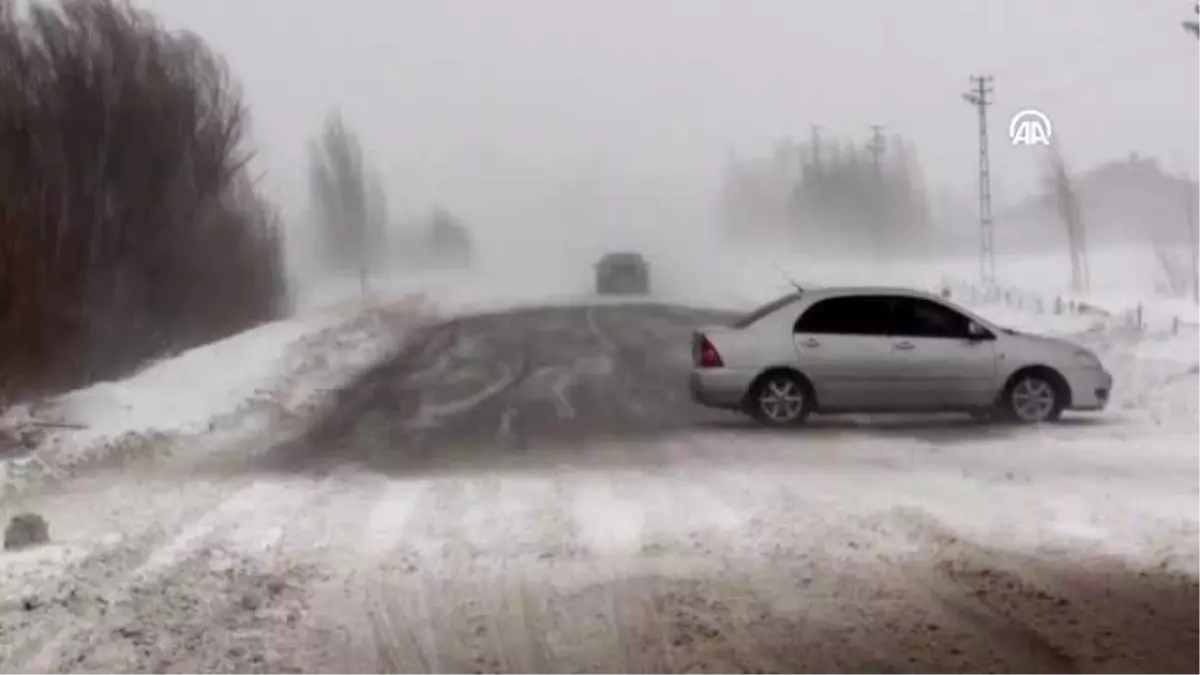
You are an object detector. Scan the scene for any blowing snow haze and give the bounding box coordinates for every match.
[135,0,1198,289]
[2,1,1199,672]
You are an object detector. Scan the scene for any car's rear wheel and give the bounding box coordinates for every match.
[1002,371,1065,423]
[748,371,812,426]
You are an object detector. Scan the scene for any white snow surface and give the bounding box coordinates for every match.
[42,319,335,440]
[0,290,436,500]
[0,252,1197,672]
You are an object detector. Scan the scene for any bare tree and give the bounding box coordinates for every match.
[1184,1,1198,38]
[366,174,389,268]
[308,111,387,292]
[0,0,285,399]
[426,207,473,268]
[1153,240,1192,297]
[1044,149,1089,294]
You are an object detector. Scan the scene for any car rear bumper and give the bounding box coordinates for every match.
[689,369,753,411]
[1064,366,1114,411]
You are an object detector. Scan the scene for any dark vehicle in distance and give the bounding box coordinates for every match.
[595,251,650,295]
[426,208,473,269]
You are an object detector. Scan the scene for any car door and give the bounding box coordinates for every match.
[884,296,998,409]
[792,295,897,410]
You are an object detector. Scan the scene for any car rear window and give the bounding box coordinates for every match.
[602,253,644,265]
[731,293,802,329]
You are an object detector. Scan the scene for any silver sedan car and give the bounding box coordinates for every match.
[689,286,1113,425]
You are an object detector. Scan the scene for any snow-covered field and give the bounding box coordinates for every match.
[0,250,1196,672]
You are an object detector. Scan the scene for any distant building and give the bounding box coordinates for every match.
[992,154,1197,252]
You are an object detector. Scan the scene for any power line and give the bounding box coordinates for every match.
[962,75,996,286]
[874,8,1190,129]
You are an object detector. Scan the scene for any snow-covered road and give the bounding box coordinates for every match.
[2,427,1196,672]
[0,292,1196,673]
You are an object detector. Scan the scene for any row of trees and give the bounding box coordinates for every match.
[307,113,388,289]
[1,0,286,399]
[0,0,478,401]
[721,132,933,253]
[305,114,474,285]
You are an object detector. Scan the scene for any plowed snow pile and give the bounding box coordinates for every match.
[0,291,436,500]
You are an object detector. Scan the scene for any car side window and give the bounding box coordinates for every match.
[793,296,893,336]
[891,297,972,339]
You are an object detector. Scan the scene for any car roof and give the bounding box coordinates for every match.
[802,285,943,301]
[598,251,646,263]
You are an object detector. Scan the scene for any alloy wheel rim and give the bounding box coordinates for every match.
[760,379,805,421]
[1012,377,1056,421]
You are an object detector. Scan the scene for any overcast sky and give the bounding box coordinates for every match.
[135,0,1197,251]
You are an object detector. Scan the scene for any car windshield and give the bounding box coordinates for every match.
[731,293,802,329]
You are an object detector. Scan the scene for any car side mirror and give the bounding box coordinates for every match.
[967,321,991,340]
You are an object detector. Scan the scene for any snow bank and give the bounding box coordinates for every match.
[41,318,341,443]
[0,293,433,500]
[924,245,1199,329]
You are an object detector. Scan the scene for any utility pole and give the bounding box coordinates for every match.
[867,125,886,180]
[867,125,886,247]
[809,125,823,174]
[963,75,996,286]
[1182,3,1197,299]
[1186,173,1199,304]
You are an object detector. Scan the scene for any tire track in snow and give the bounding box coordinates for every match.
[584,306,620,353]
[291,473,437,673]
[0,478,269,672]
[458,474,585,562]
[404,366,522,430]
[364,471,599,673]
[362,475,481,672]
[131,479,319,577]
[602,441,746,558]
[568,471,646,557]
[457,475,558,673]
[593,466,681,673]
[552,465,670,672]
[11,475,345,673]
[357,478,435,562]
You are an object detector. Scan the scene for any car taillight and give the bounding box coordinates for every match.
[696,335,724,368]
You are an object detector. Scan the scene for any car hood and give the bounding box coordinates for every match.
[1004,329,1089,357]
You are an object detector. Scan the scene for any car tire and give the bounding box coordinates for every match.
[1001,371,1065,424]
[747,371,813,426]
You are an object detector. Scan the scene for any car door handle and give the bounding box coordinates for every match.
[800,337,821,348]
[893,341,915,350]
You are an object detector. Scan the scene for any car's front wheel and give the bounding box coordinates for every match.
[1002,371,1065,423]
[748,371,812,426]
